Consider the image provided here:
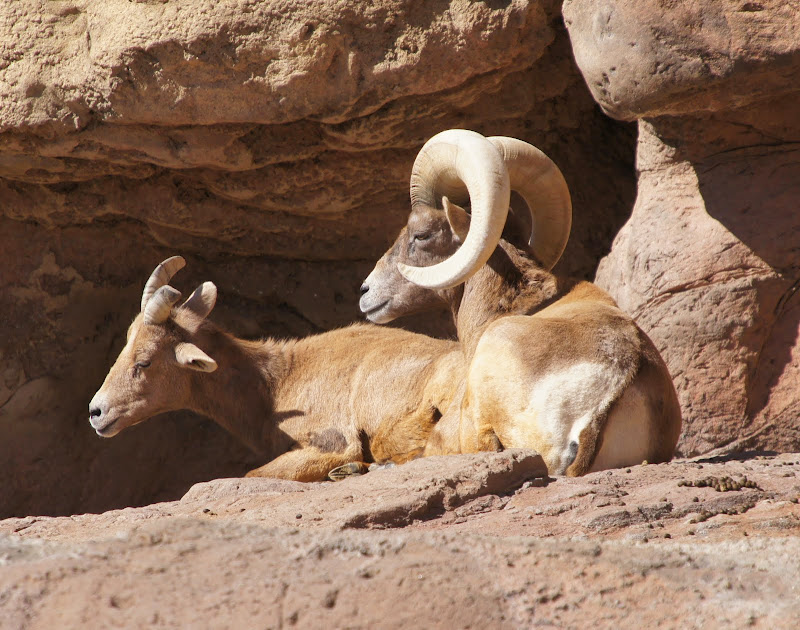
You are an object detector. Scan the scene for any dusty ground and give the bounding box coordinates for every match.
[2,450,798,628]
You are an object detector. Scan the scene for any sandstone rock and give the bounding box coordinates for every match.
[2,453,798,628]
[595,111,800,456]
[0,0,630,267]
[565,0,800,455]
[2,450,548,540]
[180,476,310,504]
[4,521,799,629]
[0,1,637,517]
[420,453,800,542]
[204,450,548,530]
[563,0,800,120]
[0,0,557,261]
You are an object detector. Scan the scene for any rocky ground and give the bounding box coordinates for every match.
[2,450,798,629]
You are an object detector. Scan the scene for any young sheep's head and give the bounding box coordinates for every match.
[360,129,572,324]
[88,257,218,437]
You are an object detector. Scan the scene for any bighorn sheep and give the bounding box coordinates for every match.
[359,129,682,475]
[89,256,464,482]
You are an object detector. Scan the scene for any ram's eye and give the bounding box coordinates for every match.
[412,232,433,242]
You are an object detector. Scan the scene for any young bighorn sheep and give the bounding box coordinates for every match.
[359,129,682,476]
[89,256,464,482]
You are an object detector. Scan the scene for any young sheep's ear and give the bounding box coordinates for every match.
[443,196,471,243]
[175,342,218,373]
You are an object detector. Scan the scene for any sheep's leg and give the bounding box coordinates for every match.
[245,445,362,482]
[458,381,505,454]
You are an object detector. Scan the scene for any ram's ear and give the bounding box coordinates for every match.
[443,196,471,243]
[175,342,218,373]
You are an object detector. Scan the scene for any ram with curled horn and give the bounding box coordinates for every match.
[360,129,682,475]
[89,256,465,481]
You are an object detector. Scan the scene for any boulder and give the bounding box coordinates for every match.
[563,0,800,120]
[564,0,800,455]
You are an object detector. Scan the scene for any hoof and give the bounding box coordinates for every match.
[368,461,397,472]
[328,462,368,481]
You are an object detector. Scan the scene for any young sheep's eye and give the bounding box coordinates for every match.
[134,360,151,370]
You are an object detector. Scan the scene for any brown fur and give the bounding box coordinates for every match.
[90,300,465,482]
[308,428,348,454]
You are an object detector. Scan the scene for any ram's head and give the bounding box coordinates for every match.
[360,129,571,324]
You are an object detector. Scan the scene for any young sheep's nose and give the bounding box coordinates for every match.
[360,283,369,295]
[89,406,102,420]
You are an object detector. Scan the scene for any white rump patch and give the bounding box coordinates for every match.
[588,381,651,472]
[511,362,629,474]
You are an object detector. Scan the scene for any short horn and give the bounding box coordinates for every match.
[400,129,510,290]
[488,137,571,270]
[143,285,182,325]
[179,281,217,321]
[141,256,186,313]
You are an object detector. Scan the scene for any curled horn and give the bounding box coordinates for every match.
[487,137,572,270]
[399,129,510,290]
[140,256,186,313]
[143,285,182,325]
